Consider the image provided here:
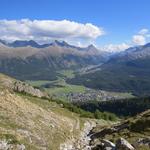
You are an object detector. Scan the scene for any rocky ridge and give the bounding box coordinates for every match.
[0,73,48,98]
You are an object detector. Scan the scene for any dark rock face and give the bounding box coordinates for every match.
[91,121,129,139]
[91,127,117,139]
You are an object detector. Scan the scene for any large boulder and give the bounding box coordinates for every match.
[116,138,135,150]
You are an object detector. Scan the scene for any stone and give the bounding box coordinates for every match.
[0,140,9,150]
[116,138,135,150]
[17,144,26,150]
[0,140,25,150]
[101,139,116,150]
[136,137,150,146]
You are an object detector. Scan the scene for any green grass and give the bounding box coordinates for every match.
[45,80,86,95]
[58,70,75,78]
[26,80,52,87]
[108,92,134,99]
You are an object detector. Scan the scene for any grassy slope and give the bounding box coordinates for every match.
[0,87,84,150]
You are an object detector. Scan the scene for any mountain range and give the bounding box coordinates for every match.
[0,40,108,80]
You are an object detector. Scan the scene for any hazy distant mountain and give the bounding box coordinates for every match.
[68,42,150,96]
[111,43,150,61]
[8,40,51,48]
[0,40,109,80]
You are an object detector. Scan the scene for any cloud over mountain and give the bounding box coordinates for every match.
[132,35,146,45]
[99,43,130,52]
[0,19,104,42]
[132,28,149,45]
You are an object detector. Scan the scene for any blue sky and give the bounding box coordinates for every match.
[0,0,150,51]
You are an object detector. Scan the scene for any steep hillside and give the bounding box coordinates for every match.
[68,43,150,96]
[0,74,86,150]
[0,88,85,149]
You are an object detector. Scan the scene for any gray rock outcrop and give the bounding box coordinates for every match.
[0,73,49,98]
[13,81,47,98]
[116,138,135,150]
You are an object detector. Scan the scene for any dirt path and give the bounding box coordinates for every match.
[60,120,96,150]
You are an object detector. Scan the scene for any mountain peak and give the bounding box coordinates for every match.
[87,44,96,49]
[86,44,99,52]
[52,40,70,47]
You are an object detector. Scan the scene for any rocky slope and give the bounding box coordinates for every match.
[90,110,150,150]
[0,73,48,98]
[0,74,86,150]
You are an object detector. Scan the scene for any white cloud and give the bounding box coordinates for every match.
[138,28,149,35]
[99,43,130,52]
[132,28,150,45]
[0,19,104,42]
[132,35,146,45]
